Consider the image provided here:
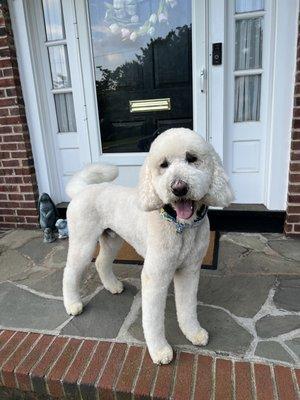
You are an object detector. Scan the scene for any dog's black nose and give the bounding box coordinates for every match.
[171,180,189,197]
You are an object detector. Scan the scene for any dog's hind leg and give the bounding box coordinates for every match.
[95,231,124,294]
[63,231,100,316]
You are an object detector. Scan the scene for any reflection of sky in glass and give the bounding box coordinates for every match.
[48,45,71,88]
[88,0,191,81]
[42,0,65,41]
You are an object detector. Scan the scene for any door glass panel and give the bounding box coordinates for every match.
[234,75,261,122]
[42,0,65,41]
[54,93,77,132]
[235,18,263,70]
[235,0,264,13]
[48,45,71,88]
[88,0,192,153]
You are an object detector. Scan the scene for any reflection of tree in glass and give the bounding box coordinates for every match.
[95,24,191,93]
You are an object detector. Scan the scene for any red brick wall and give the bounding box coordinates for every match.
[285,16,300,236]
[0,1,39,229]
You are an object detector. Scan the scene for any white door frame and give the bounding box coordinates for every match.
[8,0,61,201]
[207,0,225,159]
[264,0,299,209]
[9,0,98,203]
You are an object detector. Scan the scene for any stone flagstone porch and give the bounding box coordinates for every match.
[0,229,299,368]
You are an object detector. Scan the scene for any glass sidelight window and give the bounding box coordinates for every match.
[234,1,264,122]
[41,0,76,132]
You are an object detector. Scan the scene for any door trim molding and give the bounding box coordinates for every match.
[192,0,207,139]
[8,0,61,201]
[264,0,299,210]
[207,0,225,160]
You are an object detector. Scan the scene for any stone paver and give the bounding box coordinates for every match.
[0,250,31,281]
[227,250,299,275]
[0,229,41,250]
[129,295,253,354]
[285,338,300,358]
[221,232,272,253]
[61,283,138,338]
[0,230,299,367]
[198,275,275,317]
[0,282,68,331]
[273,277,300,312]
[256,315,300,338]
[219,233,300,275]
[19,237,59,266]
[44,243,68,269]
[21,263,102,298]
[268,236,300,261]
[255,341,294,364]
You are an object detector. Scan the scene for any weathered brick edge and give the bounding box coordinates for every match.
[0,330,299,400]
[286,14,300,236]
[0,1,39,229]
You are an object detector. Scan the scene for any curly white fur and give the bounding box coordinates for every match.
[63,128,234,364]
[66,163,118,199]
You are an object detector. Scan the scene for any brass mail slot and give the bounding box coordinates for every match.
[129,98,171,113]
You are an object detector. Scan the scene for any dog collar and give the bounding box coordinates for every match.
[160,204,208,234]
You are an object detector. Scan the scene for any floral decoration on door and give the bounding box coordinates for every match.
[104,0,178,41]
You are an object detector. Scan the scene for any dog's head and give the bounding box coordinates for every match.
[138,128,234,221]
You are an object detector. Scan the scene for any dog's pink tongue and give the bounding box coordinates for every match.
[173,200,194,220]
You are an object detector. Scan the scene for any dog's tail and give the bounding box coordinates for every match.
[66,163,118,199]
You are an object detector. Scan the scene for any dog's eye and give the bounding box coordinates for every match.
[160,160,169,168]
[186,152,198,163]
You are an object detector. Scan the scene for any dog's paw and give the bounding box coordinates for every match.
[151,344,173,365]
[190,328,209,346]
[65,301,83,316]
[106,280,124,295]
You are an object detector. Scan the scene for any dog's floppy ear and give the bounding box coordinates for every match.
[138,156,163,211]
[203,145,234,207]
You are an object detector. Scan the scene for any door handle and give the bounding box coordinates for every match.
[200,68,206,93]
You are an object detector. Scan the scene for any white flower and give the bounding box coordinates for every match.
[126,4,137,15]
[115,9,126,19]
[114,0,124,9]
[167,0,177,8]
[169,0,177,8]
[131,14,139,23]
[148,27,155,37]
[109,23,119,34]
[149,13,157,24]
[130,31,137,41]
[158,12,168,23]
[121,28,131,38]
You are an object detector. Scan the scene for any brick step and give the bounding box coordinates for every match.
[0,329,299,399]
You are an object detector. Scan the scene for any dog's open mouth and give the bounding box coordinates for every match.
[172,200,195,220]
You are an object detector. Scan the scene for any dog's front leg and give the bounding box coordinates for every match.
[174,266,209,346]
[141,263,173,365]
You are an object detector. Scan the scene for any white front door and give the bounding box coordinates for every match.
[75,0,207,190]
[224,0,273,204]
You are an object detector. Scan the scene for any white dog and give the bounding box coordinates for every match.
[63,128,233,364]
